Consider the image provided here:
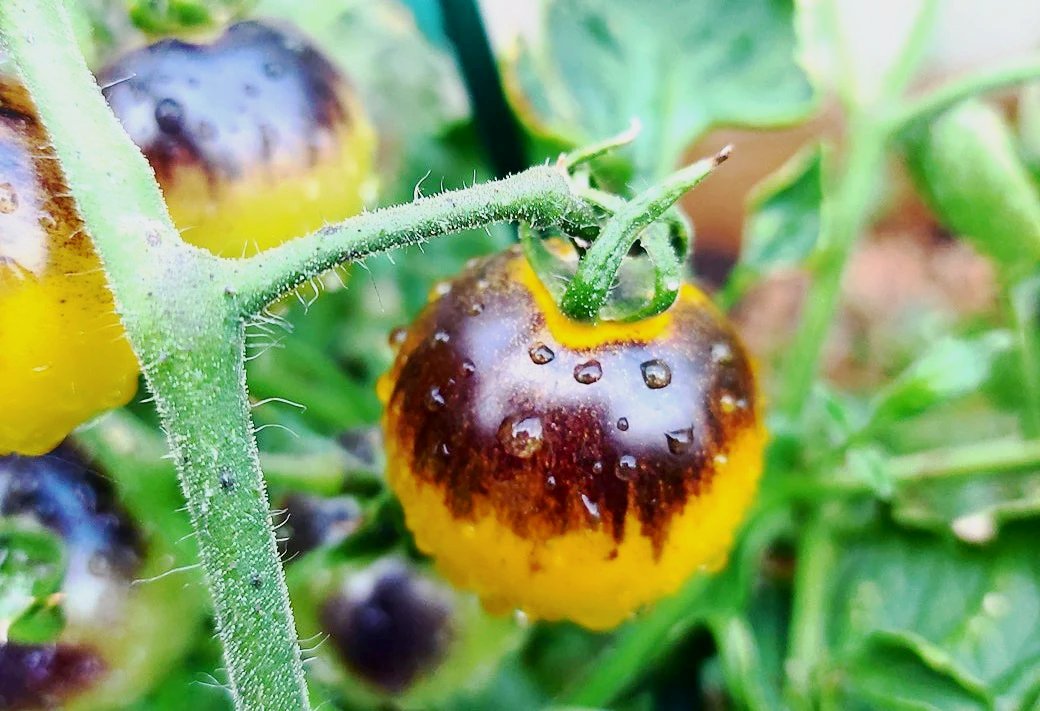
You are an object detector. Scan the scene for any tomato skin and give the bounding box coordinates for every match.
[0,79,139,457]
[380,247,766,629]
[99,19,375,256]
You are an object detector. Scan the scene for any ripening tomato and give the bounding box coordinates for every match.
[100,19,376,256]
[0,78,139,456]
[379,246,765,629]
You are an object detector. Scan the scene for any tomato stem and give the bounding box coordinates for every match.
[559,146,729,322]
[228,165,597,316]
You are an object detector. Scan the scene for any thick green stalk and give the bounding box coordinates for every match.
[228,167,597,314]
[0,3,310,707]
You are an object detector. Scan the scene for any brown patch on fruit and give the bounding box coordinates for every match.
[99,20,354,185]
[0,79,93,275]
[383,248,758,553]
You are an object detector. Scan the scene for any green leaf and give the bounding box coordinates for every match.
[128,0,254,33]
[505,0,816,179]
[814,524,1040,710]
[904,100,1040,271]
[868,332,1013,427]
[0,525,66,644]
[894,470,1040,541]
[725,144,826,304]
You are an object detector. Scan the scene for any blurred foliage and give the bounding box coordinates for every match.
[0,526,65,644]
[504,0,816,181]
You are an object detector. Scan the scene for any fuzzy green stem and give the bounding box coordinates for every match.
[0,3,310,707]
[228,167,597,315]
[559,148,728,321]
[779,115,887,415]
[893,54,1040,129]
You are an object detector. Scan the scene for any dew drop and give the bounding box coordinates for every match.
[433,330,450,344]
[545,475,557,489]
[388,326,407,349]
[528,342,555,365]
[475,278,489,291]
[0,182,18,214]
[425,386,446,411]
[665,427,694,455]
[461,359,476,377]
[591,461,604,475]
[581,493,601,520]
[154,97,184,134]
[431,281,452,299]
[640,359,672,389]
[498,415,544,459]
[468,302,484,316]
[616,454,638,481]
[436,442,451,458]
[713,453,729,466]
[720,394,737,414]
[574,360,603,384]
[711,342,734,364]
[616,417,629,431]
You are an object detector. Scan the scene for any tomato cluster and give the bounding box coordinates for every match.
[380,246,765,628]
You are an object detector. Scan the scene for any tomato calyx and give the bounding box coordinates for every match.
[530,142,730,324]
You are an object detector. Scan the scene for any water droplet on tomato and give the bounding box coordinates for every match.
[640,359,672,389]
[665,427,694,455]
[425,387,445,411]
[498,415,544,459]
[529,342,555,365]
[574,360,602,384]
[616,455,638,481]
[616,417,629,431]
[581,494,601,520]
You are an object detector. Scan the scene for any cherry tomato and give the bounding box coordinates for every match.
[379,246,765,629]
[0,78,139,456]
[100,19,375,256]
[0,444,204,709]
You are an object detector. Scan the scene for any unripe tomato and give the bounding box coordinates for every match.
[289,555,522,708]
[0,79,139,456]
[0,444,204,709]
[380,247,766,630]
[100,19,375,256]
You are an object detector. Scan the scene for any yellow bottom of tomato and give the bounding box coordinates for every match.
[163,118,376,257]
[386,422,766,631]
[0,275,139,456]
